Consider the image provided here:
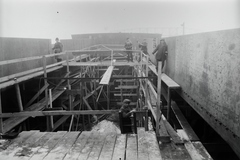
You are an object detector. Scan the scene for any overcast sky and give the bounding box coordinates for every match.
[0,0,239,42]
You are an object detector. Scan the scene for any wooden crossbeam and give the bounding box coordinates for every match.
[115,79,136,82]
[115,86,138,89]
[2,89,65,133]
[116,102,137,106]
[64,61,140,67]
[114,93,137,96]
[25,84,49,108]
[99,66,114,85]
[0,110,119,118]
[0,66,62,89]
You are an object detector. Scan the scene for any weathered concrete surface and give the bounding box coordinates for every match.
[0,37,52,77]
[165,28,240,157]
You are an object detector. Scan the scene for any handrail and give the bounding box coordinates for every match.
[0,52,66,66]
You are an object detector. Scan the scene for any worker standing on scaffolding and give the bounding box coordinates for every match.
[119,99,136,133]
[137,39,148,55]
[52,37,63,62]
[152,39,168,72]
[124,38,133,62]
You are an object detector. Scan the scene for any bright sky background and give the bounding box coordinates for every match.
[0,0,239,42]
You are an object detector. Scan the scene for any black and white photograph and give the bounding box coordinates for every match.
[0,0,239,159]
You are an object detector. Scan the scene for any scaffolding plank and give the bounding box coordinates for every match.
[64,131,91,160]
[43,132,80,160]
[159,141,192,160]
[192,142,213,160]
[98,133,117,160]
[171,101,199,141]
[99,66,114,85]
[22,132,56,159]
[2,89,65,133]
[115,85,138,89]
[126,134,138,160]
[29,131,67,160]
[137,128,149,160]
[114,93,137,96]
[111,134,126,160]
[85,132,107,160]
[0,131,38,159]
[13,131,46,158]
[161,74,180,89]
[77,131,100,160]
[66,61,139,67]
[148,65,180,89]
[115,79,135,82]
[177,130,206,160]
[145,131,163,160]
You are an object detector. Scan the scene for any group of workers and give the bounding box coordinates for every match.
[53,37,168,72]
[124,38,168,71]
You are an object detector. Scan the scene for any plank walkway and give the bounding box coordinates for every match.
[64,61,140,67]
[0,127,212,160]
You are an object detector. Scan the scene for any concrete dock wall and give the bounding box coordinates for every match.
[165,28,240,156]
[0,37,52,77]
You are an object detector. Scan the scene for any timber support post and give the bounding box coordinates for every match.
[156,61,162,137]
[43,55,53,131]
[0,91,3,133]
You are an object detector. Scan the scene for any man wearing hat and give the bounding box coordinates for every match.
[152,39,168,72]
[124,38,133,62]
[52,37,63,62]
[119,99,136,133]
[120,99,136,117]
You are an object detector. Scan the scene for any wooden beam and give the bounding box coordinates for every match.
[0,110,119,118]
[0,55,42,66]
[99,66,114,85]
[114,93,138,96]
[15,84,23,111]
[156,61,162,137]
[43,56,52,131]
[83,98,93,110]
[0,61,64,83]
[25,84,49,108]
[147,99,170,142]
[2,89,65,134]
[115,85,138,89]
[0,66,62,89]
[84,85,102,99]
[171,101,199,141]
[0,91,3,133]
[116,102,137,106]
[145,55,149,106]
[149,65,180,89]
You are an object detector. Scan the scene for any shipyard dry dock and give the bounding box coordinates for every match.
[0,30,239,160]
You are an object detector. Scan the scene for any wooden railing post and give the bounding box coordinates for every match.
[156,61,162,137]
[111,50,113,66]
[0,91,3,133]
[43,55,53,131]
[145,55,149,106]
[15,83,23,111]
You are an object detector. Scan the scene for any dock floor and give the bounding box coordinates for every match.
[0,127,212,160]
[0,128,161,160]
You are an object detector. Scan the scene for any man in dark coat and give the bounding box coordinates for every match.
[119,99,136,133]
[152,39,168,72]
